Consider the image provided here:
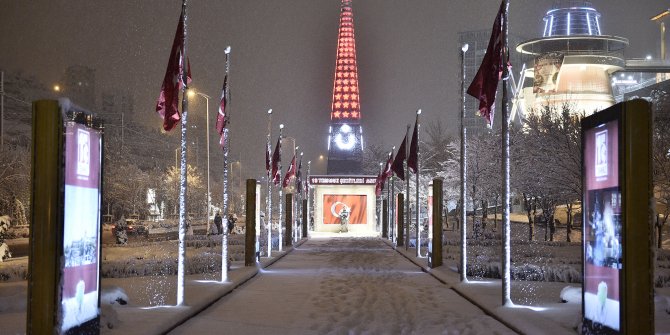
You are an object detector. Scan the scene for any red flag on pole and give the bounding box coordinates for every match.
[466,0,507,127]
[215,74,228,148]
[156,10,192,131]
[271,137,281,185]
[383,150,394,179]
[375,172,383,197]
[391,135,407,181]
[408,116,419,173]
[295,157,303,194]
[282,154,296,188]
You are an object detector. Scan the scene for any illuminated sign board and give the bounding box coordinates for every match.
[310,175,376,185]
[583,119,621,333]
[581,99,654,334]
[322,194,367,225]
[60,121,102,334]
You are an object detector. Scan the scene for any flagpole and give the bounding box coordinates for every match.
[460,43,469,283]
[266,109,273,257]
[415,109,422,258]
[176,0,189,306]
[307,160,311,233]
[404,125,410,251]
[501,0,512,307]
[221,47,231,282]
[278,124,284,252]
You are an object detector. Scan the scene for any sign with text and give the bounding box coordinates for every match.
[60,121,102,334]
[310,175,376,185]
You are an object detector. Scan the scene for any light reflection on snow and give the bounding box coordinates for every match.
[505,302,548,312]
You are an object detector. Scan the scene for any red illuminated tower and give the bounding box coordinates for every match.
[327,0,364,175]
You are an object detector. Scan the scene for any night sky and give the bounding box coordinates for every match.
[0,0,664,177]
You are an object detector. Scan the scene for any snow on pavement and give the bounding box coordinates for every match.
[168,237,516,335]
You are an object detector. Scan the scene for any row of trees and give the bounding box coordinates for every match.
[366,98,668,245]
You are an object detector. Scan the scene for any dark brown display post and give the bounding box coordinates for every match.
[429,178,443,268]
[396,193,404,247]
[29,99,103,334]
[245,179,257,266]
[284,193,293,247]
[302,199,308,238]
[28,100,62,334]
[382,199,388,238]
[581,99,653,334]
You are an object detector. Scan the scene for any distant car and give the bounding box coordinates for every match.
[112,219,148,237]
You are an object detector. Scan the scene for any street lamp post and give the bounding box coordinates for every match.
[651,9,670,60]
[460,43,469,282]
[188,90,212,234]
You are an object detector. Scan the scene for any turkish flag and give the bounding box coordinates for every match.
[271,137,281,185]
[391,135,407,181]
[466,0,507,127]
[215,74,228,148]
[282,154,296,188]
[322,194,367,224]
[156,10,192,131]
[408,117,419,173]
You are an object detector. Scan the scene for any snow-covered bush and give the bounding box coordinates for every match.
[560,286,581,303]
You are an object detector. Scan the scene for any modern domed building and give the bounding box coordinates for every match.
[515,0,629,116]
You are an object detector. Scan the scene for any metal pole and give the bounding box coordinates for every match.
[415,110,421,258]
[662,21,666,60]
[221,47,231,282]
[278,124,284,252]
[404,125,410,251]
[307,160,311,232]
[501,0,512,307]
[177,0,189,306]
[391,175,395,245]
[460,43,469,282]
[205,95,211,235]
[266,109,273,256]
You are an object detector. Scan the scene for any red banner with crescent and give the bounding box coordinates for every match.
[323,194,367,224]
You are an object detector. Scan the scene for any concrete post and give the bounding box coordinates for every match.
[245,179,257,266]
[284,193,293,247]
[430,178,443,268]
[397,193,404,247]
[28,100,62,334]
[302,199,307,238]
[382,199,388,238]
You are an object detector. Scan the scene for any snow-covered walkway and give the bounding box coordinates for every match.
[168,237,515,335]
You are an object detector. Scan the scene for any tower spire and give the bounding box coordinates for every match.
[327,0,364,175]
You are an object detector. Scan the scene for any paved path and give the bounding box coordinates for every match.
[169,237,516,334]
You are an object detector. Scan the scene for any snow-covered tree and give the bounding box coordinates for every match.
[513,104,583,242]
[652,88,670,248]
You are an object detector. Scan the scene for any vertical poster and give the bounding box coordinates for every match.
[583,120,621,333]
[61,122,102,333]
[533,52,564,93]
[322,194,367,224]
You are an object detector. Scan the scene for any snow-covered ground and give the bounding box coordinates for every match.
[169,237,516,335]
[0,221,668,334]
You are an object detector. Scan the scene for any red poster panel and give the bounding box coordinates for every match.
[323,194,367,224]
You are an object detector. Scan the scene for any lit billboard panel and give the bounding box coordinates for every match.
[322,194,367,224]
[60,122,102,333]
[583,119,621,333]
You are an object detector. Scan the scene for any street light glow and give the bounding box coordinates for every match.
[268,109,273,114]
[279,124,284,129]
[462,43,469,52]
[53,85,61,92]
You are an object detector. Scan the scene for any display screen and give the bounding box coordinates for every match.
[583,119,621,332]
[322,194,367,224]
[60,122,102,333]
